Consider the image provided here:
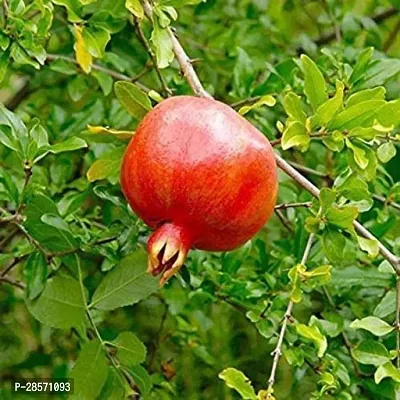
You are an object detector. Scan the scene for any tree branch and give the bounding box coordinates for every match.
[46,54,151,93]
[0,276,25,289]
[141,0,212,99]
[132,17,172,97]
[267,233,315,395]
[297,7,398,53]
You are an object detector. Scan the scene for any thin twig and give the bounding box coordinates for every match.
[275,202,312,210]
[2,0,8,26]
[149,302,169,370]
[141,0,212,99]
[133,17,172,97]
[287,161,329,178]
[373,194,400,212]
[297,7,398,53]
[274,209,293,232]
[267,233,315,396]
[0,276,25,289]
[46,54,151,93]
[321,0,341,42]
[1,256,25,277]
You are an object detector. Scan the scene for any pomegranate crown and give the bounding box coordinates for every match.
[147,223,191,286]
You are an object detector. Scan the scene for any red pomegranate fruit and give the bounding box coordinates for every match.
[121,96,278,285]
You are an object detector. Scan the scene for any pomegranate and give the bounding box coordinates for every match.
[121,96,278,285]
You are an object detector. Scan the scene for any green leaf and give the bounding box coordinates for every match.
[87,146,125,183]
[377,142,396,163]
[47,137,87,154]
[281,121,309,151]
[301,54,327,111]
[126,365,152,396]
[319,188,336,214]
[232,48,255,99]
[329,100,385,130]
[375,362,400,384]
[83,26,111,58]
[355,59,400,89]
[53,0,83,22]
[98,368,127,400]
[49,59,78,75]
[90,249,159,310]
[114,81,152,119]
[70,340,108,399]
[24,252,48,301]
[26,273,86,329]
[337,174,370,202]
[68,75,89,102]
[151,18,174,69]
[374,292,396,319]
[110,331,146,366]
[92,71,113,96]
[357,236,379,258]
[311,81,344,127]
[349,47,373,84]
[296,323,327,357]
[219,368,257,400]
[283,347,304,367]
[238,95,275,115]
[23,194,78,252]
[352,340,391,366]
[350,316,394,336]
[346,87,386,108]
[326,206,358,230]
[125,0,144,18]
[10,42,40,69]
[0,49,10,84]
[375,99,400,127]
[283,92,307,123]
[322,228,345,264]
[346,139,369,169]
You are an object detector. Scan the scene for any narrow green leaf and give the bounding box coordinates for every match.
[353,340,391,366]
[218,368,257,400]
[357,236,379,258]
[126,365,152,396]
[374,292,396,319]
[375,362,400,384]
[151,18,174,69]
[114,81,152,119]
[329,100,385,130]
[87,146,125,183]
[312,81,344,127]
[281,121,309,151]
[346,87,386,108]
[296,323,327,357]
[301,54,327,111]
[283,92,307,123]
[350,316,394,336]
[349,47,373,84]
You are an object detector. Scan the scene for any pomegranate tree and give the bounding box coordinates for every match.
[121,96,278,284]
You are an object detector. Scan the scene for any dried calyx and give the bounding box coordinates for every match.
[147,223,191,286]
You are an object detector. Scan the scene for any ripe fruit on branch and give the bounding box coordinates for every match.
[121,96,278,285]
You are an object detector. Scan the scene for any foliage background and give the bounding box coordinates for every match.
[1,0,400,399]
